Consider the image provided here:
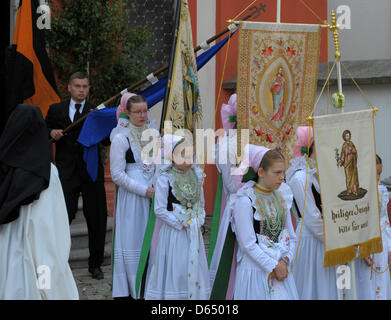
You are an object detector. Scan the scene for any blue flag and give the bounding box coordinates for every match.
[78,31,237,181]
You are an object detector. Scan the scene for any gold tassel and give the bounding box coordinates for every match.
[324,246,356,267]
[358,237,383,258]
[324,237,383,268]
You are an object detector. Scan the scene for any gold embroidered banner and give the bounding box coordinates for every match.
[313,110,382,267]
[165,0,202,133]
[237,22,320,162]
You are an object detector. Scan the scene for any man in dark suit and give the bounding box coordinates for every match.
[45,72,107,280]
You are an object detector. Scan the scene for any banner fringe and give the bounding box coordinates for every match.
[324,237,383,267]
[358,237,383,258]
[324,246,356,267]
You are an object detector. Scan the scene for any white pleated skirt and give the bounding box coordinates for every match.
[293,225,339,300]
[233,249,298,300]
[145,222,210,300]
[112,167,152,298]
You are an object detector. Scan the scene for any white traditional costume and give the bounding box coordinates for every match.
[230,144,298,300]
[286,126,339,300]
[145,134,210,300]
[355,184,391,300]
[110,117,156,298]
[209,94,239,297]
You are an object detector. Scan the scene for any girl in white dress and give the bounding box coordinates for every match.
[286,126,339,300]
[209,93,239,299]
[145,134,210,300]
[110,95,156,299]
[354,154,391,300]
[231,144,298,300]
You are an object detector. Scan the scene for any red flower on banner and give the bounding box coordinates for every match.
[251,105,259,115]
[286,47,296,57]
[254,127,264,137]
[262,46,273,56]
[285,127,292,135]
[281,133,285,143]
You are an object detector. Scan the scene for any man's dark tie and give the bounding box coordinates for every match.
[73,103,82,122]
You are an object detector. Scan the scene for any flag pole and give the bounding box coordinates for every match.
[277,0,281,23]
[327,9,357,301]
[159,0,182,133]
[333,9,357,300]
[328,10,343,99]
[98,10,257,110]
[49,12,257,143]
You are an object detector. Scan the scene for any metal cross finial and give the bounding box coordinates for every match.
[325,10,341,61]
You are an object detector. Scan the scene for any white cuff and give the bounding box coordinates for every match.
[228,23,238,32]
[147,73,159,85]
[200,40,210,51]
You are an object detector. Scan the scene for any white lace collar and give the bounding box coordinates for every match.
[126,121,151,150]
[161,164,205,199]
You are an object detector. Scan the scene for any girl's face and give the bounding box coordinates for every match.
[173,147,193,172]
[126,102,148,127]
[344,133,351,141]
[376,163,383,184]
[257,160,286,190]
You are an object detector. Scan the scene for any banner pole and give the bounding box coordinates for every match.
[159,0,182,133]
[337,61,343,95]
[329,10,344,114]
[277,0,281,23]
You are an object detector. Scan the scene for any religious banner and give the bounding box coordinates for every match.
[164,0,203,133]
[236,22,320,162]
[313,109,382,267]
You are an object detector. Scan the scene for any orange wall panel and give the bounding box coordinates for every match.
[188,0,197,48]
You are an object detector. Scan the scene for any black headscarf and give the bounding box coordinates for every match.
[0,104,51,225]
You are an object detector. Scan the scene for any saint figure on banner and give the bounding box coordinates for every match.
[336,130,367,200]
[270,67,285,121]
[182,53,199,132]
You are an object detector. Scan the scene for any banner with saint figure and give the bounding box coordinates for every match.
[236,22,320,161]
[313,109,382,267]
[164,0,203,133]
